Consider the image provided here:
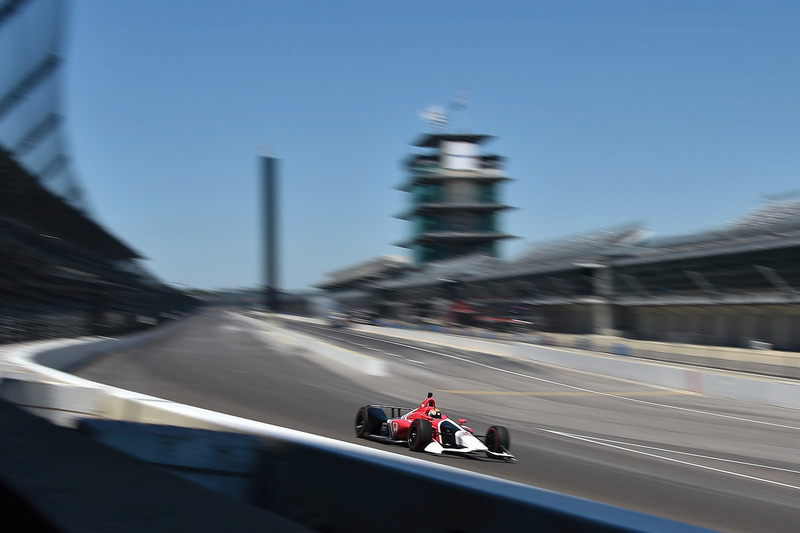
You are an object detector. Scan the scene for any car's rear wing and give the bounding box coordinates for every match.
[369,405,416,418]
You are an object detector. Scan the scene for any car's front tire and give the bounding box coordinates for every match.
[485,425,510,453]
[407,419,432,451]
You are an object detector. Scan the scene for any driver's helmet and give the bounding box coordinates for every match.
[428,408,442,419]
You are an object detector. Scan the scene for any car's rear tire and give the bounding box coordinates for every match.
[407,419,432,451]
[355,406,370,437]
[485,425,510,453]
[355,405,387,437]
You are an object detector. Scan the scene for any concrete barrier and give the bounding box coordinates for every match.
[0,398,312,533]
[541,333,800,379]
[1,378,108,426]
[78,419,268,504]
[238,313,388,377]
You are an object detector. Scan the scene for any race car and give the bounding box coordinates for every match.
[354,392,515,461]
[326,312,350,328]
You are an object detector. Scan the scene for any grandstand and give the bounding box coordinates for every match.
[500,224,648,274]
[0,0,87,210]
[318,255,411,290]
[316,255,411,310]
[328,199,800,351]
[606,198,800,349]
[0,1,196,343]
[614,197,800,297]
[0,147,194,342]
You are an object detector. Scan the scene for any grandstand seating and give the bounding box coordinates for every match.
[0,148,195,343]
[0,1,197,344]
[508,224,648,269]
[353,199,800,349]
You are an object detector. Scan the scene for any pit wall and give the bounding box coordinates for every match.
[276,314,800,411]
[541,332,800,379]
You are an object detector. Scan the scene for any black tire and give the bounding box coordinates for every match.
[355,405,387,437]
[485,425,510,453]
[355,406,370,437]
[407,419,432,451]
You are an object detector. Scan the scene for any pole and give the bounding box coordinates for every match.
[261,156,279,311]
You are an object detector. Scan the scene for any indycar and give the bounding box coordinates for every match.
[354,392,516,461]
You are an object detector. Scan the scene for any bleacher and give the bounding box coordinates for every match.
[317,255,411,290]
[0,147,195,343]
[509,224,647,267]
[725,197,800,237]
[0,1,197,344]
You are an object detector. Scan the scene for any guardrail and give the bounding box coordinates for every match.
[0,322,714,532]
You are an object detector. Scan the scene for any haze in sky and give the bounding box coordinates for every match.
[64,1,800,291]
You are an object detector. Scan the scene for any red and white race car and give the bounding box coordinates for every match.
[354,392,515,461]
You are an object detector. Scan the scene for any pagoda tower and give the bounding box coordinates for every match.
[397,132,515,265]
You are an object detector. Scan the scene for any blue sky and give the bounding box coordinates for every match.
[64,1,800,291]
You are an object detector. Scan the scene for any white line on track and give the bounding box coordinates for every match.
[538,428,800,491]
[305,324,800,432]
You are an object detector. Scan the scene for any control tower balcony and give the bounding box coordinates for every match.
[395,201,513,220]
[397,230,515,248]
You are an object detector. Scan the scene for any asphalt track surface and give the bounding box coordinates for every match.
[73,310,800,532]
